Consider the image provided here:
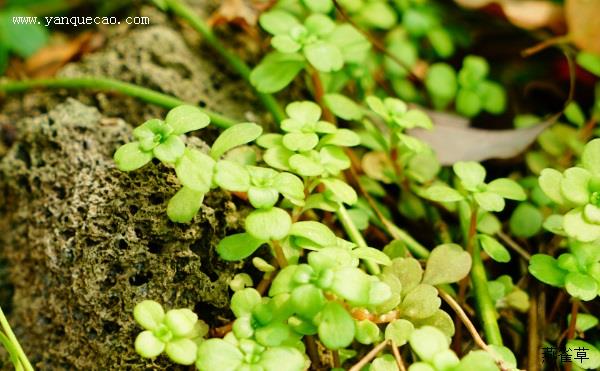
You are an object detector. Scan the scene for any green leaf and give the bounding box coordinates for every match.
[320,146,352,176]
[425,63,457,109]
[528,254,567,287]
[175,149,215,193]
[114,142,153,171]
[423,244,472,285]
[539,168,567,205]
[331,267,372,305]
[303,0,333,13]
[327,24,370,64]
[355,320,381,345]
[560,167,592,205]
[352,247,392,266]
[478,234,510,263]
[383,257,423,293]
[568,313,599,333]
[399,284,441,319]
[584,204,600,224]
[318,302,355,349]
[474,191,505,212]
[427,27,454,58]
[153,135,185,163]
[357,1,397,29]
[217,233,265,261]
[384,319,414,346]
[582,138,600,175]
[274,172,305,205]
[320,129,361,147]
[289,153,324,176]
[250,52,306,93]
[264,146,294,170]
[0,10,48,58]
[487,178,526,200]
[210,123,263,159]
[135,331,165,358]
[259,10,300,35]
[289,221,337,247]
[304,42,344,72]
[432,350,460,370]
[566,339,600,370]
[321,178,357,205]
[259,346,306,371]
[509,203,543,238]
[401,110,433,130]
[371,354,399,371]
[564,101,586,127]
[165,338,197,365]
[425,185,464,202]
[456,89,481,117]
[453,161,486,190]
[411,310,455,339]
[245,207,292,241]
[167,187,204,223]
[457,350,498,371]
[271,35,302,53]
[286,101,322,123]
[248,187,279,209]
[165,105,210,135]
[564,208,600,242]
[481,81,506,115]
[134,300,165,331]
[214,160,250,192]
[324,94,363,120]
[291,284,326,319]
[256,133,283,149]
[165,308,198,337]
[565,272,598,301]
[305,13,336,36]
[196,339,243,371]
[283,132,319,151]
[408,326,450,362]
[577,52,600,76]
[231,288,262,317]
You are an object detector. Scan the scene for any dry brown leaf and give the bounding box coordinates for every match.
[208,0,259,30]
[455,0,564,30]
[565,0,600,54]
[408,113,556,165]
[24,32,104,78]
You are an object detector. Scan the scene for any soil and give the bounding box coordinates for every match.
[0,3,260,369]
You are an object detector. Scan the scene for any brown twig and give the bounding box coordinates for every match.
[271,240,288,268]
[349,340,390,371]
[564,299,580,371]
[521,35,570,58]
[390,341,407,371]
[304,335,320,369]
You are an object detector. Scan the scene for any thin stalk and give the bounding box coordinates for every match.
[0,77,236,128]
[471,239,504,346]
[271,240,288,268]
[0,306,33,371]
[496,231,531,261]
[336,204,380,275]
[565,299,579,371]
[390,341,407,371]
[349,340,390,371]
[163,0,285,123]
[527,285,539,371]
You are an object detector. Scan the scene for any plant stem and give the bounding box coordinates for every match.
[271,240,288,268]
[0,77,237,128]
[349,339,390,371]
[471,238,504,346]
[163,0,285,123]
[336,204,380,275]
[390,341,407,371]
[0,306,34,371]
[564,299,579,371]
[496,231,531,261]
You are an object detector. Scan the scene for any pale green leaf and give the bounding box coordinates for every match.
[245,207,292,241]
[114,142,152,171]
[167,187,204,223]
[217,233,265,261]
[210,123,263,159]
[478,234,510,263]
[423,244,472,285]
[165,105,210,135]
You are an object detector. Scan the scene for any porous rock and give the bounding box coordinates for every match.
[0,98,242,369]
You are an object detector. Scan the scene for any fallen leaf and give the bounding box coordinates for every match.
[208,0,259,30]
[455,0,564,30]
[565,0,600,54]
[25,32,103,78]
[408,112,557,165]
